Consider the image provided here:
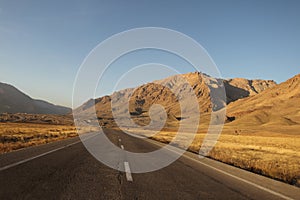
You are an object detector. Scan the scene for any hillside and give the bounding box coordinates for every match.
[75,72,276,128]
[0,82,71,115]
[227,74,300,127]
[224,78,276,103]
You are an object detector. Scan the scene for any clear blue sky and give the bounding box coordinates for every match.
[0,0,299,107]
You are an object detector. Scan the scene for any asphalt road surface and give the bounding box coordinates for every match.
[0,129,299,200]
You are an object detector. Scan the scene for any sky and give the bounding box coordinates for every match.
[0,0,299,107]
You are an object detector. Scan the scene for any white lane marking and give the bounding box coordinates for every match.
[194,158,294,200]
[0,133,97,172]
[120,145,124,150]
[124,162,133,182]
[0,141,80,171]
[147,140,294,200]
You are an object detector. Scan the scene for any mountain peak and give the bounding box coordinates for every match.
[75,71,277,128]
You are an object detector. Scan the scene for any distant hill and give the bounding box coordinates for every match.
[74,72,276,128]
[0,82,71,115]
[227,74,300,126]
[224,78,276,103]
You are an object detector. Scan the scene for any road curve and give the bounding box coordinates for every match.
[0,129,299,200]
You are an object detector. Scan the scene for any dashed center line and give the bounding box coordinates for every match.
[124,161,133,182]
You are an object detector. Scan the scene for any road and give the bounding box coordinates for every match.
[0,129,299,200]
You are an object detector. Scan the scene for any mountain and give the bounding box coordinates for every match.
[227,74,300,126]
[0,82,71,115]
[224,78,276,103]
[74,72,276,128]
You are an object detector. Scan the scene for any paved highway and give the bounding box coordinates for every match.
[0,129,299,200]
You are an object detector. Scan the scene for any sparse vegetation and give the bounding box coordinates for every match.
[1,72,299,189]
[127,126,300,187]
[0,122,96,153]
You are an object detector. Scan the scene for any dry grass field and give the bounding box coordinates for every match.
[1,121,299,187]
[0,123,77,153]
[74,73,300,186]
[0,122,97,154]
[127,125,300,187]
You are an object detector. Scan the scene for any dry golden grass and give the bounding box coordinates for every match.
[208,135,300,186]
[127,126,300,187]
[0,122,97,154]
[1,121,299,187]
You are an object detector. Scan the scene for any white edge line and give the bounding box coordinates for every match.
[193,156,294,200]
[147,139,295,200]
[0,133,97,172]
[124,161,133,182]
